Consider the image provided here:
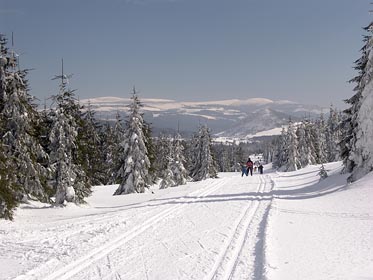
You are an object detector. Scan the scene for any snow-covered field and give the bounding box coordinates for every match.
[1,162,372,280]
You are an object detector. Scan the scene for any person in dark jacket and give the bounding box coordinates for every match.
[258,164,264,174]
[246,158,254,176]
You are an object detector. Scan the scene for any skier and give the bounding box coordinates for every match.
[246,158,254,176]
[241,163,247,177]
[258,163,264,174]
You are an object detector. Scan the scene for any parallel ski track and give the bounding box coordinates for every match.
[26,178,228,280]
[17,179,226,246]
[205,175,270,280]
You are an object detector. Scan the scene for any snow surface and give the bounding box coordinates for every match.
[1,162,372,280]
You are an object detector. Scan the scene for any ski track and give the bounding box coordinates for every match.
[12,174,276,280]
[14,178,228,280]
[205,174,274,280]
[13,179,227,247]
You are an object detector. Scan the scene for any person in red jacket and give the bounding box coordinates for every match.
[246,158,254,176]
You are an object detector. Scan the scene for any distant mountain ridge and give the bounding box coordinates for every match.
[82,96,325,139]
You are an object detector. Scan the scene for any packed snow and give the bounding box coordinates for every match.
[0,162,372,280]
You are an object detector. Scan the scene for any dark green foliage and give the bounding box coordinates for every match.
[0,128,21,220]
[76,103,105,186]
[143,121,157,184]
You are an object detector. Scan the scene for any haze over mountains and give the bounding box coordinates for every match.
[82,97,325,139]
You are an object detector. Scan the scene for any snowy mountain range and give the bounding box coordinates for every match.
[81,96,325,138]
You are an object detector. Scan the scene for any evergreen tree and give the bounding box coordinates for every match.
[272,127,287,169]
[0,139,20,220]
[296,121,309,168]
[304,119,318,166]
[100,120,116,184]
[326,105,341,162]
[189,124,218,181]
[154,133,172,178]
[315,114,328,164]
[351,22,373,180]
[143,121,156,184]
[0,34,49,202]
[341,22,373,174]
[212,143,231,172]
[110,113,126,184]
[282,120,301,172]
[159,150,175,189]
[77,102,104,185]
[114,88,151,194]
[49,66,90,204]
[169,133,188,186]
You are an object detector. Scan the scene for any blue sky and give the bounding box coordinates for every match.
[0,0,370,107]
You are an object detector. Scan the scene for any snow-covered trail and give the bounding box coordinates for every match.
[2,163,373,280]
[1,172,274,280]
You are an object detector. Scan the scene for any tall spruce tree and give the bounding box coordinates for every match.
[296,121,310,168]
[0,39,20,219]
[170,133,188,186]
[272,127,287,169]
[341,22,373,174]
[316,114,328,164]
[49,64,90,204]
[0,34,49,203]
[326,105,341,162]
[114,88,151,194]
[189,124,218,181]
[282,120,301,172]
[350,22,373,180]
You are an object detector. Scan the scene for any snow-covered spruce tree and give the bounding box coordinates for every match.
[49,74,91,204]
[296,119,318,168]
[281,120,301,172]
[315,114,328,164]
[341,23,373,175]
[189,124,218,181]
[0,43,21,219]
[272,127,287,169]
[159,150,175,189]
[169,133,188,186]
[0,35,49,202]
[349,22,373,181]
[304,120,318,164]
[296,121,309,168]
[114,88,151,194]
[326,105,341,162]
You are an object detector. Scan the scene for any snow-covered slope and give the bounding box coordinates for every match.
[266,162,373,279]
[82,96,324,137]
[1,162,372,280]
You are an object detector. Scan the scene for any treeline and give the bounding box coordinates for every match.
[0,35,225,220]
[262,108,341,172]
